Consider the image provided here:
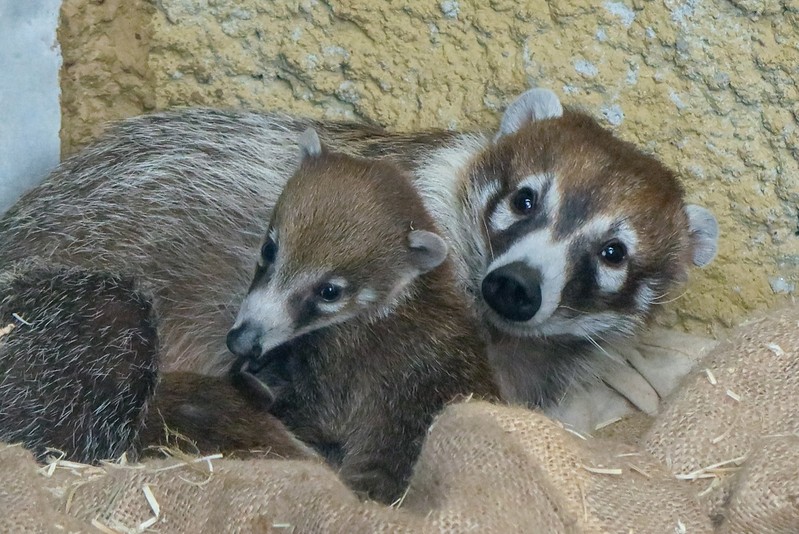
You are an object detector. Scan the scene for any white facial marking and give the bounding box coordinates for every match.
[233,265,341,354]
[356,288,378,305]
[588,216,627,292]
[635,284,655,312]
[475,181,500,211]
[328,276,348,287]
[489,201,517,233]
[484,183,648,338]
[518,173,551,197]
[596,266,627,293]
[487,227,568,325]
[317,300,347,314]
[233,285,294,354]
[535,311,626,338]
[579,216,638,294]
[485,172,566,325]
[544,179,560,216]
[489,173,551,233]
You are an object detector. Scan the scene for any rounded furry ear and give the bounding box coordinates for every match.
[685,204,718,267]
[298,128,323,162]
[495,88,564,141]
[408,230,448,273]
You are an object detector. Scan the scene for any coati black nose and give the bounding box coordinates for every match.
[481,262,542,322]
[226,323,262,358]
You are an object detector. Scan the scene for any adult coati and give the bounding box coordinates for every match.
[0,88,718,414]
[0,263,315,463]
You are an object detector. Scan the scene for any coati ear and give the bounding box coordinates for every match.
[298,128,323,162]
[684,204,718,267]
[495,88,564,141]
[407,230,448,273]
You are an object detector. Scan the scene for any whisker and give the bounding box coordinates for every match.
[558,305,588,314]
[650,289,688,305]
[583,332,613,360]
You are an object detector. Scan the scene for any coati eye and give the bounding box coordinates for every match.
[511,187,538,215]
[318,283,342,302]
[600,241,627,265]
[261,238,277,263]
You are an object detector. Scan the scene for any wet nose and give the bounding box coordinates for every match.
[226,322,262,358]
[481,261,542,322]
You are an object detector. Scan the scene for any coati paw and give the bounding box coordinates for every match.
[228,356,277,408]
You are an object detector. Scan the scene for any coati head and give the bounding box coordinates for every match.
[469,89,718,343]
[226,129,448,360]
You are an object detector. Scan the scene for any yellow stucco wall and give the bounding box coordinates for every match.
[59,0,799,333]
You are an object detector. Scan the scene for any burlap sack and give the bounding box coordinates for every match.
[1,403,709,533]
[0,444,91,533]
[645,305,799,532]
[2,304,796,533]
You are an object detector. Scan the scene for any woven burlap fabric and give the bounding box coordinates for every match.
[402,403,707,532]
[1,402,708,533]
[644,305,799,532]
[2,304,797,533]
[720,436,799,534]
[0,444,89,533]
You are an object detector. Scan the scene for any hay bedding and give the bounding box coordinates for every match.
[0,306,796,533]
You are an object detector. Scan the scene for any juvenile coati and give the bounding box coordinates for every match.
[0,88,718,414]
[0,263,159,463]
[226,130,500,504]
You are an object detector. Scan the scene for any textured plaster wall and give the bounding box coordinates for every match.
[59,0,799,333]
[59,0,154,155]
[0,0,62,215]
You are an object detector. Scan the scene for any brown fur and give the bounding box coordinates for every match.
[240,147,500,504]
[511,111,691,281]
[472,110,693,308]
[0,92,716,422]
[273,151,441,293]
[0,263,314,464]
[0,263,158,463]
[465,109,705,405]
[141,372,318,460]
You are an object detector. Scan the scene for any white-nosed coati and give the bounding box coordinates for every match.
[0,263,159,463]
[0,88,718,416]
[0,263,319,464]
[226,129,500,503]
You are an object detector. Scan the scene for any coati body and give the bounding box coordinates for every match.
[226,130,499,503]
[141,372,318,460]
[0,89,718,412]
[0,263,317,464]
[0,263,159,463]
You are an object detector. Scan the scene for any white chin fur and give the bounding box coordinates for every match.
[483,306,639,342]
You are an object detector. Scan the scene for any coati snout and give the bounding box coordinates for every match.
[481,261,543,321]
